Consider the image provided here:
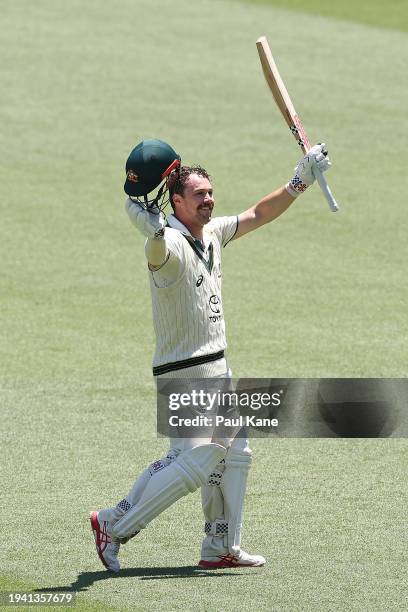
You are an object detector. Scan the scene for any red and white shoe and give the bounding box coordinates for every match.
[90,511,120,573]
[198,550,266,568]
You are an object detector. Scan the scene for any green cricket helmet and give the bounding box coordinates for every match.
[124,139,181,209]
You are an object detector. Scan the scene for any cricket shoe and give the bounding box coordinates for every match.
[90,511,120,573]
[198,550,266,569]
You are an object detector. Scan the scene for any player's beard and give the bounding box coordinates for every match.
[198,205,213,224]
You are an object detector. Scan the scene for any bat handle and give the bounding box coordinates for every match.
[312,166,339,212]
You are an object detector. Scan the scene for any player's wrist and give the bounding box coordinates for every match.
[153,227,165,239]
[285,179,307,198]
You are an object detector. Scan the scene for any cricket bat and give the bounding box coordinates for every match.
[256,36,339,212]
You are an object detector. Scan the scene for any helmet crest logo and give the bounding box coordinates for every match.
[127,170,139,183]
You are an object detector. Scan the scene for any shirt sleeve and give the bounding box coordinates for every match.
[208,215,239,248]
[148,228,185,288]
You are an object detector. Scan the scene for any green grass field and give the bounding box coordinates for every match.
[235,0,408,31]
[1,0,407,610]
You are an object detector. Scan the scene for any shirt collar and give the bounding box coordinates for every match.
[166,214,212,251]
[166,214,191,235]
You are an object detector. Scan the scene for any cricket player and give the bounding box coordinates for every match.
[90,139,331,572]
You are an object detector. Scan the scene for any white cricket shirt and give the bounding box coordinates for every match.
[148,213,238,374]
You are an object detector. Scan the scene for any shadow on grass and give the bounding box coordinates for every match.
[34,566,244,592]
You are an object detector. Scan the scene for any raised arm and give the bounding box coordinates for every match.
[234,144,331,240]
[125,198,168,267]
[235,186,295,239]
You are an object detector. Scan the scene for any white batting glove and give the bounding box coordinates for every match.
[285,143,332,197]
[125,198,166,238]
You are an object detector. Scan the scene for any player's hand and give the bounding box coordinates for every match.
[125,198,166,238]
[286,143,332,197]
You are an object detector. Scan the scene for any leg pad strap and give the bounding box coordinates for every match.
[205,520,228,536]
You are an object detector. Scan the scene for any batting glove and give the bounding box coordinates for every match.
[285,143,331,197]
[125,198,166,238]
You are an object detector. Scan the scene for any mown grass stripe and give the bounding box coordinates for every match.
[232,0,408,32]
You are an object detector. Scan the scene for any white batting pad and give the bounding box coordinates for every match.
[97,449,181,526]
[111,443,226,540]
[201,437,252,557]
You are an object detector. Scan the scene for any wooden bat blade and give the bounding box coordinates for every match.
[256,36,296,129]
[256,36,309,153]
[256,35,339,212]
